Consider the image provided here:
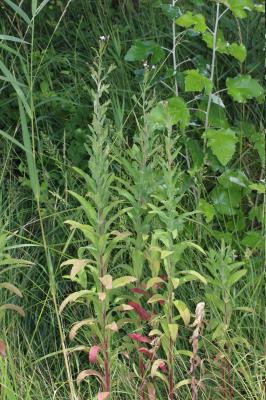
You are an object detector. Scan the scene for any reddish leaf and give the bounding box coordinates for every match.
[0,340,6,358]
[146,382,156,400]
[138,347,153,359]
[128,301,151,321]
[98,392,109,400]
[89,345,101,363]
[130,288,149,297]
[128,333,151,344]
[159,361,167,373]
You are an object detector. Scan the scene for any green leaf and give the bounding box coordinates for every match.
[112,276,137,289]
[168,323,179,341]
[203,128,238,166]
[241,231,263,248]
[218,169,250,190]
[3,0,31,24]
[249,183,265,194]
[226,75,264,103]
[220,0,254,18]
[211,185,241,215]
[173,300,190,326]
[198,199,215,223]
[147,294,165,304]
[160,4,181,19]
[148,97,190,131]
[32,0,37,16]
[124,40,164,64]
[184,69,212,94]
[146,277,165,290]
[0,35,29,44]
[176,11,207,33]
[196,98,229,129]
[202,30,229,54]
[228,43,247,62]
[226,269,247,287]
[179,270,207,285]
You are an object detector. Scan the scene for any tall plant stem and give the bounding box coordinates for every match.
[204,3,220,148]
[172,0,178,97]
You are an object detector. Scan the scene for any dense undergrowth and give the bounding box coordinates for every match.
[0,1,265,399]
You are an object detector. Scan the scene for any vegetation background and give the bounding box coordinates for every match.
[0,0,264,399]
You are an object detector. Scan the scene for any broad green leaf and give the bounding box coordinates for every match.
[203,128,238,166]
[168,323,179,341]
[176,11,207,33]
[198,199,215,223]
[186,139,204,174]
[211,185,241,215]
[218,169,250,190]
[125,40,164,64]
[220,0,254,18]
[249,183,265,193]
[160,4,181,18]
[202,30,229,54]
[226,75,264,103]
[112,276,137,288]
[226,269,247,287]
[148,97,190,131]
[196,99,229,128]
[241,231,263,248]
[184,69,212,94]
[228,43,247,62]
[173,300,190,326]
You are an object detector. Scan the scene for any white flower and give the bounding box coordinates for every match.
[99,35,109,41]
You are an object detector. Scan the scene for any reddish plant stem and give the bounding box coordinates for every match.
[169,337,173,400]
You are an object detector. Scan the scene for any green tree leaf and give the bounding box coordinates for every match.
[203,128,238,166]
[184,69,212,94]
[228,43,247,62]
[198,199,215,223]
[211,185,241,215]
[125,40,164,63]
[220,0,254,18]
[148,97,190,130]
[226,75,264,103]
[176,11,207,33]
